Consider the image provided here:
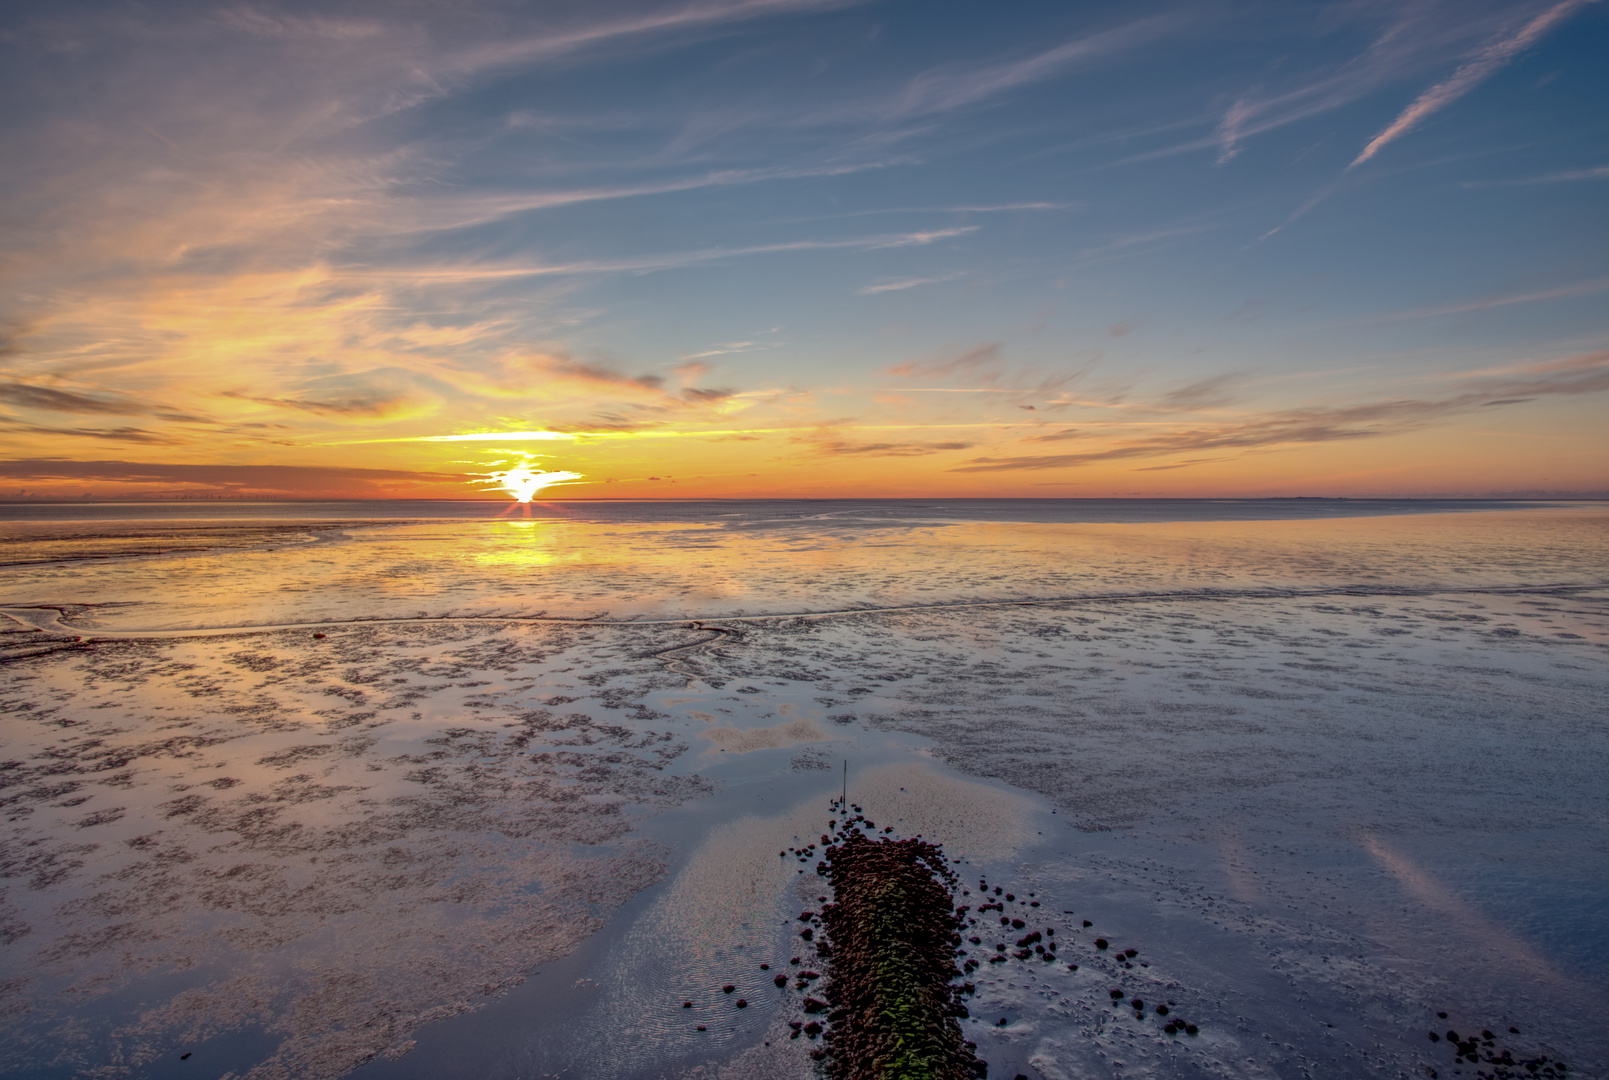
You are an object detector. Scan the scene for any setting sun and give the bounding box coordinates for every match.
[483,465,586,503]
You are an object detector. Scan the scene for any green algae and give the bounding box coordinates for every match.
[817,827,986,1080]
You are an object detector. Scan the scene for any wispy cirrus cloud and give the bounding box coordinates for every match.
[445,0,873,78]
[223,368,442,420]
[956,403,1426,472]
[889,15,1181,119]
[882,342,1098,409]
[1350,0,1594,168]
[771,202,1077,225]
[1363,275,1609,323]
[887,343,1002,379]
[796,432,974,457]
[677,344,765,362]
[1460,164,1609,186]
[1205,1,1586,168]
[400,161,906,235]
[1209,3,1488,164]
[0,0,926,464]
[1156,372,1245,410]
[953,348,1609,472]
[0,458,459,496]
[350,227,979,283]
[208,0,875,127]
[0,425,180,445]
[929,202,1075,213]
[451,352,756,420]
[0,382,149,415]
[1132,457,1224,472]
[1256,1,1594,235]
[858,273,962,295]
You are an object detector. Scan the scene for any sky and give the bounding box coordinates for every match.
[1,0,1606,501]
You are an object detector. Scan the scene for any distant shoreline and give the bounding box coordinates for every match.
[1,496,1601,530]
[1,496,1605,506]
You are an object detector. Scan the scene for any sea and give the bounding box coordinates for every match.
[0,499,1605,1080]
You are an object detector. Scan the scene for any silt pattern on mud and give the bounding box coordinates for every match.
[0,621,713,1079]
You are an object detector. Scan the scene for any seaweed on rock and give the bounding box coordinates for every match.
[816,824,986,1080]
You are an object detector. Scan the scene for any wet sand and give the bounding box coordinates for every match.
[0,502,1605,1079]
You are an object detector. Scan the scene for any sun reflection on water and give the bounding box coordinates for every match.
[474,521,568,566]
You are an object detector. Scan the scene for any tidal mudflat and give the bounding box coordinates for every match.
[1,500,1605,1079]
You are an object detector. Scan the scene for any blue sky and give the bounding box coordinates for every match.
[1,0,1605,498]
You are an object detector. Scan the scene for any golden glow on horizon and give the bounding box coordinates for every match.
[330,422,1059,447]
[420,431,577,442]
